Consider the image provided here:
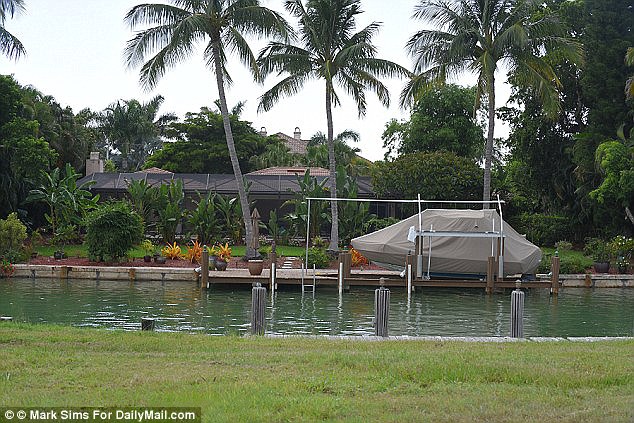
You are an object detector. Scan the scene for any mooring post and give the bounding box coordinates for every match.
[510,282,524,338]
[141,317,155,331]
[201,245,209,289]
[128,268,136,283]
[551,255,560,295]
[406,253,414,293]
[486,256,495,295]
[339,251,351,292]
[251,282,266,335]
[374,278,390,337]
[60,266,69,279]
[269,249,277,292]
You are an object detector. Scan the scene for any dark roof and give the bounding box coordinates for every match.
[247,166,330,176]
[79,172,375,198]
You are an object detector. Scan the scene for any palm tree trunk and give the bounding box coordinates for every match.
[212,44,255,258]
[326,85,339,252]
[483,73,495,208]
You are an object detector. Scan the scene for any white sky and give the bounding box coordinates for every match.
[0,0,510,162]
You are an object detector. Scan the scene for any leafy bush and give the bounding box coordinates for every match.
[363,216,400,233]
[85,201,143,261]
[161,242,183,260]
[538,249,593,274]
[554,240,573,251]
[306,247,330,269]
[512,213,573,246]
[583,238,610,262]
[0,212,27,262]
[371,151,483,200]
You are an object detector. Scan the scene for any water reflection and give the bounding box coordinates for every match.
[0,278,632,337]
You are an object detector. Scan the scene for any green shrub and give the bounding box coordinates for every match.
[0,213,27,262]
[512,213,573,246]
[306,247,330,269]
[538,249,593,274]
[363,217,400,233]
[85,202,143,261]
[554,240,573,251]
[583,238,610,262]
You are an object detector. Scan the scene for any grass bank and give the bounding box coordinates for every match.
[0,324,632,422]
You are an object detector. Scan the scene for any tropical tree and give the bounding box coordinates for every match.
[98,95,176,172]
[626,47,634,100]
[303,130,369,176]
[0,0,25,60]
[258,0,408,251]
[402,0,582,204]
[124,0,290,258]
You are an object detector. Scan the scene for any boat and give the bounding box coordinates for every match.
[351,209,542,278]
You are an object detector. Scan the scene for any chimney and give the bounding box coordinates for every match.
[85,151,104,176]
[294,126,301,140]
[259,126,267,137]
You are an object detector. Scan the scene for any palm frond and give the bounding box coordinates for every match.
[258,73,308,112]
[0,25,25,60]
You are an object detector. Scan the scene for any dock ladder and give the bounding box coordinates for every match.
[301,263,316,293]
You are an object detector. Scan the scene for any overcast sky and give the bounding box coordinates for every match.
[0,0,510,162]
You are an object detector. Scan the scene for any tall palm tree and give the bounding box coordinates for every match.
[0,0,25,60]
[124,0,290,258]
[258,0,408,251]
[402,0,582,204]
[626,47,634,100]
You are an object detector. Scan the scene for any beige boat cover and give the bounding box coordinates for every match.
[351,209,542,276]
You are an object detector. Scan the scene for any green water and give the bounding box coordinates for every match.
[1,278,632,337]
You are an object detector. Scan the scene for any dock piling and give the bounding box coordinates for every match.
[269,251,277,291]
[510,282,524,338]
[551,256,560,295]
[141,318,155,331]
[374,278,390,337]
[251,283,266,335]
[486,257,495,295]
[201,246,209,289]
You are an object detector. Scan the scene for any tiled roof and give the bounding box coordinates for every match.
[274,132,309,155]
[247,167,330,176]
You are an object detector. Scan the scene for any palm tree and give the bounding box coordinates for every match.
[124,0,290,258]
[258,0,408,251]
[0,0,25,60]
[403,0,582,204]
[98,95,176,172]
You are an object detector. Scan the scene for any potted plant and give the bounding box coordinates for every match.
[248,259,264,275]
[584,238,610,273]
[140,239,155,262]
[215,243,231,271]
[52,224,74,260]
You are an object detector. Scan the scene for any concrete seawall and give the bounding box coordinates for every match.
[10,264,634,288]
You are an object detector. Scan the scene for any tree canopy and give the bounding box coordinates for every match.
[145,107,269,174]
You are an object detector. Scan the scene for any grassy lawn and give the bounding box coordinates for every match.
[0,324,632,422]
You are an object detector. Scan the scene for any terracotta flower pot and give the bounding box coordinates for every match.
[248,260,264,276]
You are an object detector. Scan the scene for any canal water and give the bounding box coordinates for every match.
[1,278,633,337]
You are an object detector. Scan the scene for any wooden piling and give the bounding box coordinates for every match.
[551,256,560,295]
[339,251,351,292]
[60,266,69,279]
[405,254,414,293]
[201,246,209,289]
[141,318,155,331]
[128,268,136,282]
[486,257,495,295]
[251,283,266,335]
[374,278,390,337]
